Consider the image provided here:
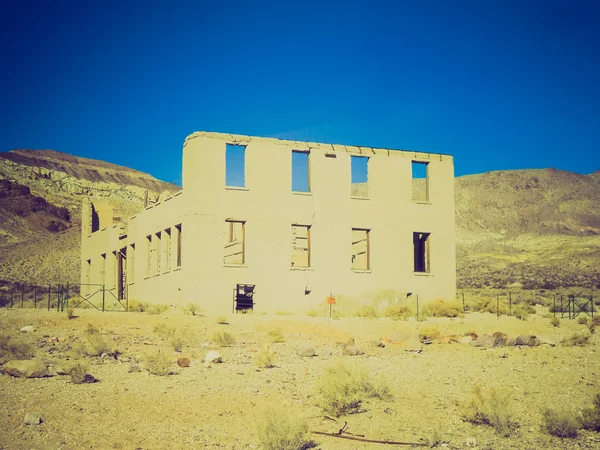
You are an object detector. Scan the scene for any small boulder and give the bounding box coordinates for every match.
[296,344,316,357]
[177,357,191,368]
[470,334,495,349]
[516,335,540,347]
[20,326,35,333]
[493,332,509,347]
[24,413,42,425]
[459,336,473,345]
[204,350,222,364]
[2,360,48,378]
[342,345,364,356]
[81,374,99,383]
[404,337,423,352]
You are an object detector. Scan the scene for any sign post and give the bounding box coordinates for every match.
[327,295,336,318]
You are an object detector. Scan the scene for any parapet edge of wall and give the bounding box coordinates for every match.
[183,131,453,163]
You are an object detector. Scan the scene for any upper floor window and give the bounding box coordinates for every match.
[412,161,429,202]
[226,144,246,188]
[351,156,369,198]
[292,151,310,193]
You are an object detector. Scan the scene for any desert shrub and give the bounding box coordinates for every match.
[153,323,176,340]
[212,331,236,347]
[418,327,440,343]
[514,304,535,320]
[561,332,591,347]
[255,347,276,369]
[128,299,148,312]
[318,361,392,417]
[306,309,318,317]
[66,306,76,319]
[275,310,293,316]
[577,316,589,325]
[0,332,35,360]
[550,317,560,327]
[145,350,172,376]
[215,315,228,325]
[383,304,412,321]
[268,329,285,343]
[255,406,313,450]
[355,305,377,318]
[68,362,90,384]
[590,316,600,334]
[462,385,518,436]
[423,299,462,318]
[581,393,600,432]
[85,323,99,335]
[85,333,113,356]
[147,303,169,315]
[540,407,579,438]
[169,334,186,352]
[185,302,199,316]
[471,297,508,315]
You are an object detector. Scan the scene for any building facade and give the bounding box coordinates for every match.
[80,131,456,314]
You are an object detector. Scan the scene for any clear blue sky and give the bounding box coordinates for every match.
[1,0,599,184]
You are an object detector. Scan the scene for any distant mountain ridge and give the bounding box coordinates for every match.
[0,149,598,290]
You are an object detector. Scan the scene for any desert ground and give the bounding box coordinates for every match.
[1,302,599,450]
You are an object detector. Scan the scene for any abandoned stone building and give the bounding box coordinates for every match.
[80,131,456,314]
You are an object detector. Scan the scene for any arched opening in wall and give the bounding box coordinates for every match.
[91,204,100,232]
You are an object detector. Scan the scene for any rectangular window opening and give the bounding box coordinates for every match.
[146,235,152,276]
[117,247,127,300]
[351,156,369,197]
[155,232,162,274]
[100,253,106,285]
[129,244,135,283]
[351,228,370,270]
[226,144,246,188]
[291,225,310,268]
[175,224,182,267]
[292,151,310,193]
[224,220,245,265]
[164,228,172,271]
[412,161,429,202]
[413,232,431,273]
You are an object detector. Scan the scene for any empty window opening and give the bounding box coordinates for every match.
[155,232,162,274]
[129,244,135,282]
[351,228,370,270]
[351,156,369,197]
[224,220,245,265]
[413,232,430,273]
[226,144,246,187]
[91,204,100,233]
[175,224,182,267]
[117,247,127,300]
[164,228,172,271]
[292,151,310,192]
[291,225,310,267]
[412,161,429,202]
[85,259,91,283]
[100,253,106,285]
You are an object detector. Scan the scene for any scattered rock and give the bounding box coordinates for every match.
[295,344,316,357]
[459,336,473,345]
[24,413,42,425]
[204,350,222,364]
[20,326,35,333]
[404,337,423,352]
[516,335,540,347]
[493,332,509,346]
[177,357,191,368]
[2,360,49,378]
[81,374,99,383]
[538,336,556,346]
[470,334,496,348]
[439,335,460,344]
[128,364,141,373]
[342,345,364,356]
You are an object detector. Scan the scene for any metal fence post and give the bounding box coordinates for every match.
[10,287,13,308]
[33,285,37,309]
[462,292,465,313]
[47,284,51,311]
[496,294,499,319]
[416,294,419,321]
[509,292,512,316]
[21,284,24,307]
[102,284,105,312]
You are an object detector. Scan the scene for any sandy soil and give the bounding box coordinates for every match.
[1,308,599,450]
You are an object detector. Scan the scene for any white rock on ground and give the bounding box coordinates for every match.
[204,350,222,364]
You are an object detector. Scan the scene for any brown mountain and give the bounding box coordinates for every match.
[0,149,598,290]
[0,150,180,285]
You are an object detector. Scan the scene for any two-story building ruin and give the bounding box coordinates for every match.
[80,131,455,314]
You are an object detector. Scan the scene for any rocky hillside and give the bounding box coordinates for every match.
[0,150,180,285]
[456,169,600,289]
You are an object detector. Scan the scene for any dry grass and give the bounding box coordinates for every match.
[212,331,236,347]
[462,385,518,436]
[0,332,34,360]
[147,303,169,315]
[318,361,392,417]
[581,393,600,432]
[550,317,560,327]
[422,299,462,318]
[255,406,314,450]
[145,350,172,376]
[355,305,377,318]
[215,315,228,325]
[267,329,285,343]
[254,347,276,369]
[540,407,579,438]
[383,304,411,321]
[561,332,591,347]
[68,362,90,384]
[83,324,113,356]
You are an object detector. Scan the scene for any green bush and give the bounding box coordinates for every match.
[561,332,591,347]
[418,327,440,343]
[383,304,411,321]
[550,317,560,327]
[462,385,518,436]
[422,299,462,318]
[541,407,579,438]
[355,305,377,318]
[145,350,172,376]
[185,302,200,316]
[212,331,236,347]
[255,347,276,369]
[268,329,285,344]
[581,393,600,432]
[514,304,534,320]
[255,406,314,450]
[318,361,392,417]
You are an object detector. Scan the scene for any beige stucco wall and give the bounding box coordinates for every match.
[81,132,455,314]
